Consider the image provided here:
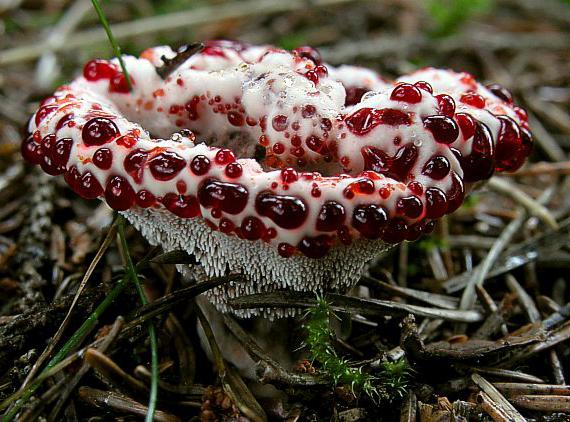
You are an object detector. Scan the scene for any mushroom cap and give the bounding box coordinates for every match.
[23,41,532,316]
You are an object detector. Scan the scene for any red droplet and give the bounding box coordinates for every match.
[302,105,316,118]
[344,178,375,198]
[39,134,66,175]
[461,121,495,182]
[298,235,332,258]
[219,218,235,234]
[185,96,201,120]
[414,81,433,94]
[227,111,244,126]
[396,195,423,219]
[77,171,103,199]
[93,148,113,170]
[435,94,456,117]
[422,155,450,180]
[124,149,149,183]
[105,176,135,210]
[381,217,408,244]
[281,168,298,183]
[162,193,201,218]
[215,149,236,165]
[390,83,422,104]
[109,72,132,93]
[272,115,288,132]
[408,181,424,195]
[486,83,513,103]
[361,143,418,182]
[56,113,75,131]
[352,204,388,239]
[21,135,43,165]
[292,46,322,64]
[346,108,411,135]
[240,216,266,240]
[64,166,81,192]
[344,86,369,106]
[82,117,119,146]
[136,190,156,208]
[460,92,486,108]
[225,162,243,178]
[190,155,211,175]
[35,105,58,126]
[306,135,324,152]
[83,59,117,81]
[277,242,296,258]
[423,115,459,144]
[148,151,186,181]
[198,179,249,215]
[316,201,346,232]
[446,172,464,214]
[456,113,476,140]
[495,116,529,172]
[255,192,308,229]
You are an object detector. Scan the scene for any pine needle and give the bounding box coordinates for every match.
[90,0,133,91]
[117,216,158,422]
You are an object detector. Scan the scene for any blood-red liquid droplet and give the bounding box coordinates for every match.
[390,83,422,104]
[105,176,135,210]
[255,192,308,229]
[461,121,495,182]
[227,111,244,126]
[109,72,132,93]
[414,81,433,94]
[425,188,447,219]
[93,148,113,170]
[486,83,513,103]
[352,204,388,239]
[190,155,211,175]
[82,117,119,146]
[35,105,58,126]
[361,143,418,182]
[281,168,298,183]
[272,115,288,132]
[219,218,235,234]
[83,59,117,81]
[460,92,486,108]
[446,172,464,214]
[198,179,249,215]
[423,115,459,144]
[456,113,476,140]
[21,135,43,165]
[422,155,450,180]
[124,149,148,183]
[344,87,369,106]
[240,216,266,240]
[298,235,332,258]
[162,193,201,218]
[316,201,346,232]
[277,242,296,258]
[292,46,322,64]
[225,162,243,178]
[381,217,408,244]
[495,116,529,172]
[148,151,186,181]
[215,149,236,165]
[435,94,456,117]
[302,105,316,118]
[346,108,411,135]
[396,195,423,219]
[77,171,103,199]
[136,190,156,208]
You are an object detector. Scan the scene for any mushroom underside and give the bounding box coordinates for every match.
[122,206,392,318]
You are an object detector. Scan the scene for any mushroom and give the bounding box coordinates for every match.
[23,40,533,317]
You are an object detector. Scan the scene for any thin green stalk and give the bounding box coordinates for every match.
[91,0,133,91]
[117,216,158,422]
[1,276,129,421]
